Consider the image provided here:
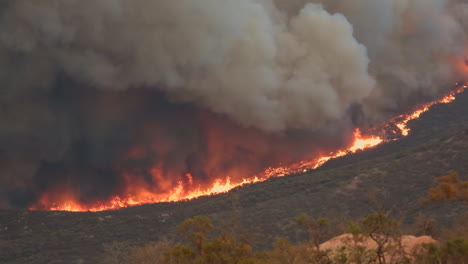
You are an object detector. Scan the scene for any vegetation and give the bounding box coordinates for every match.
[102,210,468,264]
[2,111,468,263]
[99,171,468,264]
[294,213,330,249]
[422,172,468,203]
[346,211,404,264]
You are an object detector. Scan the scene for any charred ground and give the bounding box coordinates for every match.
[1,90,468,264]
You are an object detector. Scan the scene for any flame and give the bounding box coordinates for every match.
[29,82,468,212]
[387,83,467,137]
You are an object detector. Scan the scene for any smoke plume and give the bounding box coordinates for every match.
[0,0,467,208]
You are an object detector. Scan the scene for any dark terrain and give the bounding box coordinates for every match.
[1,89,468,264]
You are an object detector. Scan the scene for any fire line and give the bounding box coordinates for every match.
[29,82,468,212]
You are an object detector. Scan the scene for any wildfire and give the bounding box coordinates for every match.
[30,82,468,212]
[387,83,467,137]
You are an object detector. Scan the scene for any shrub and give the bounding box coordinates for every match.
[423,172,468,203]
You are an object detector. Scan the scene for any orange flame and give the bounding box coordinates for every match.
[388,83,467,137]
[29,82,468,212]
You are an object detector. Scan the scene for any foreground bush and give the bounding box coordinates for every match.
[102,212,468,264]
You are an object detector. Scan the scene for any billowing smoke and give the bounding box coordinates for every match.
[1,0,376,132]
[0,0,467,208]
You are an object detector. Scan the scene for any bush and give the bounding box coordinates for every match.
[415,238,468,264]
[423,172,468,203]
[103,211,468,264]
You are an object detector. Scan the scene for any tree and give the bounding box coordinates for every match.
[347,212,404,264]
[267,237,331,264]
[176,216,213,256]
[415,238,468,264]
[294,213,332,264]
[164,244,196,264]
[423,172,468,203]
[413,213,438,238]
[128,242,170,264]
[167,215,259,264]
[102,241,133,264]
[294,213,330,250]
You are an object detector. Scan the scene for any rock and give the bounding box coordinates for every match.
[320,233,437,259]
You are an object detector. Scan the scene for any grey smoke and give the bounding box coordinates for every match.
[0,0,467,207]
[2,1,467,132]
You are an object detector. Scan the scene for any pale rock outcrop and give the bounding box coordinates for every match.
[320,233,437,259]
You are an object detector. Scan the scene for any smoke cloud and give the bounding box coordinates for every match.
[2,0,467,130]
[0,0,467,208]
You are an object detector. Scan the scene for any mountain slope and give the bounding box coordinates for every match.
[1,90,468,264]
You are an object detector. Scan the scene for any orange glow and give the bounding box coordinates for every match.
[29,82,468,212]
[452,54,468,77]
[388,83,467,137]
[32,176,263,212]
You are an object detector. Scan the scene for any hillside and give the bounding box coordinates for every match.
[1,90,468,264]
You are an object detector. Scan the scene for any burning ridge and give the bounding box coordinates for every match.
[0,1,467,211]
[29,82,468,212]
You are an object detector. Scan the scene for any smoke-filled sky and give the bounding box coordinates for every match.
[0,0,467,208]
